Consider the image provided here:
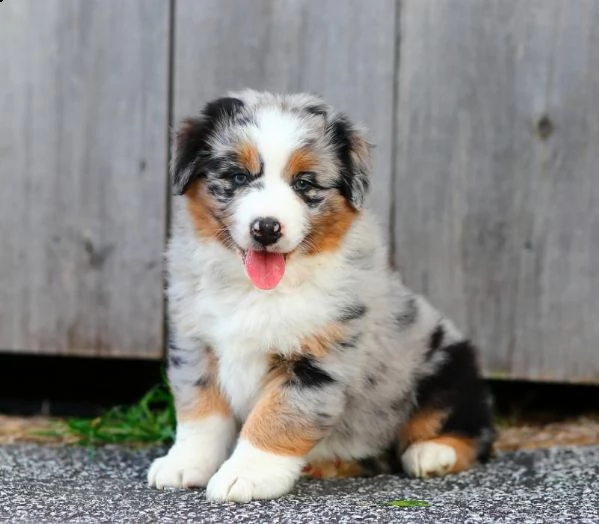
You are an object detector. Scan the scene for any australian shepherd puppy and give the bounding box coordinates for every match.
[147,90,495,502]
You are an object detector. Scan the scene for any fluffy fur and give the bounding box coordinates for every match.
[148,90,495,502]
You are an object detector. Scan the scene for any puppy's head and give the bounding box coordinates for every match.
[173,90,371,290]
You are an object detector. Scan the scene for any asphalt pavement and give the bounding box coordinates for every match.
[0,444,597,523]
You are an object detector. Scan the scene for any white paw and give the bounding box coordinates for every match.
[147,416,235,489]
[401,441,457,478]
[205,440,304,503]
[148,447,215,489]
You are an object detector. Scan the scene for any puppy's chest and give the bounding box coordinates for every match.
[184,274,344,418]
[207,293,339,420]
[194,278,340,353]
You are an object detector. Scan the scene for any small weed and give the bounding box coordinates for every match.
[384,499,431,508]
[37,383,175,446]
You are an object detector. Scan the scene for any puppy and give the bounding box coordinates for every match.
[148,90,495,502]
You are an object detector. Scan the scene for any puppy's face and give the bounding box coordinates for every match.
[173,91,371,290]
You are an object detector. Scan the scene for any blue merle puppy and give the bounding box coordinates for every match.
[147,90,495,502]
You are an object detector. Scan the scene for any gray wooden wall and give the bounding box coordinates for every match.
[1,0,598,383]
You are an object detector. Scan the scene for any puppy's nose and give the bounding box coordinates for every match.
[250,217,282,246]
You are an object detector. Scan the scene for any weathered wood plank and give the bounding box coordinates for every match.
[173,0,397,242]
[0,1,169,358]
[394,0,599,383]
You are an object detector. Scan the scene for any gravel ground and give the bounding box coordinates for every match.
[0,444,597,523]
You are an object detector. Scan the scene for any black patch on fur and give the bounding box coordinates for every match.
[298,193,325,208]
[358,448,400,476]
[207,182,234,201]
[338,303,367,322]
[315,410,336,430]
[412,340,496,461]
[305,104,328,118]
[168,354,184,367]
[203,96,244,122]
[167,336,192,368]
[172,97,245,195]
[338,334,361,351]
[203,156,228,173]
[290,356,335,388]
[476,427,496,463]
[366,375,378,387]
[391,398,404,412]
[316,411,333,421]
[428,324,445,356]
[327,116,369,208]
[194,376,209,388]
[356,456,380,476]
[396,296,418,329]
[293,171,327,208]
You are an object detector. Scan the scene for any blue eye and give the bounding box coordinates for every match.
[293,178,312,192]
[233,173,249,186]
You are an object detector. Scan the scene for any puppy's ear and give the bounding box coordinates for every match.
[171,117,204,195]
[328,116,372,209]
[172,97,244,195]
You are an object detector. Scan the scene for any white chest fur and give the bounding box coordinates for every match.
[205,283,339,419]
[217,346,269,419]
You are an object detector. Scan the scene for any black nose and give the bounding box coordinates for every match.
[250,217,282,246]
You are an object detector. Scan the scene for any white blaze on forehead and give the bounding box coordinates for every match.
[229,106,311,253]
[248,107,307,182]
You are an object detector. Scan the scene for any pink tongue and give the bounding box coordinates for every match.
[244,250,286,290]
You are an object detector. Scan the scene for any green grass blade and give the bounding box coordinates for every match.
[45,381,177,446]
[384,500,431,508]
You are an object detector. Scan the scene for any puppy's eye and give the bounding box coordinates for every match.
[292,177,313,192]
[232,172,249,186]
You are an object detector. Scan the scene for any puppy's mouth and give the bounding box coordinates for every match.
[238,248,289,291]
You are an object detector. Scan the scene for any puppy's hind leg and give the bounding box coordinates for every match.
[399,332,495,478]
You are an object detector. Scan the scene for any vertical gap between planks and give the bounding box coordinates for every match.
[162,0,177,359]
[388,0,403,268]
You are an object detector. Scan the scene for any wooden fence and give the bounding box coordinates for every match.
[1,0,598,384]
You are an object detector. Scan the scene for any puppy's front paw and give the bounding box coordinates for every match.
[401,441,457,478]
[205,440,304,502]
[148,417,235,489]
[148,442,218,489]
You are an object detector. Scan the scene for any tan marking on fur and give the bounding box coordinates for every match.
[428,435,478,474]
[399,409,449,451]
[178,351,232,422]
[237,141,261,174]
[303,195,358,255]
[178,383,231,422]
[300,322,347,358]
[242,358,327,456]
[241,385,323,456]
[284,148,320,181]
[185,180,231,247]
[302,458,365,479]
